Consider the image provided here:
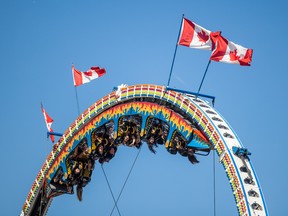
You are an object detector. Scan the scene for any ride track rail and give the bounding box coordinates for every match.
[21,84,268,216]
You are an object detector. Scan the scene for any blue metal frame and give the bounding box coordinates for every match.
[166,86,216,105]
[47,132,63,137]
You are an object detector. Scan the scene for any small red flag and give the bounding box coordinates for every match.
[72,65,106,86]
[41,103,55,143]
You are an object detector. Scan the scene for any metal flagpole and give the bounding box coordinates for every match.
[74,86,80,115]
[167,14,184,87]
[197,59,211,95]
[72,63,81,116]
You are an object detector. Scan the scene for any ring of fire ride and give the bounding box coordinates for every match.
[21,84,268,216]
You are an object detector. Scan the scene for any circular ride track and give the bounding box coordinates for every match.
[21,84,268,216]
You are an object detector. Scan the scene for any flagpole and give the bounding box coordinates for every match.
[167,14,184,87]
[197,59,211,95]
[74,86,80,115]
[72,63,81,116]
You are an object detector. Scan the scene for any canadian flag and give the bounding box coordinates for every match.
[41,104,55,143]
[178,18,213,50]
[210,31,253,66]
[72,65,106,86]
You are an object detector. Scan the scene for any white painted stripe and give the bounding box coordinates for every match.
[40,169,45,178]
[180,98,183,109]
[25,200,30,207]
[161,86,164,98]
[173,94,177,104]
[45,160,49,167]
[147,85,150,96]
[94,103,98,114]
[219,150,226,163]
[30,189,35,196]
[35,179,39,187]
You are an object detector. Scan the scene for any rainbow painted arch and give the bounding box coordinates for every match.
[21,84,268,216]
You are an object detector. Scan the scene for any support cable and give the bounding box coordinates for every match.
[109,93,165,215]
[213,149,216,216]
[110,146,142,216]
[101,164,122,216]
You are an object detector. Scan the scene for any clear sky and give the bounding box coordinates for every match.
[0,0,287,215]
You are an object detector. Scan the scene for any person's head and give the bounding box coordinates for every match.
[53,175,59,182]
[94,133,99,139]
[97,144,104,154]
[163,130,168,137]
[83,145,89,154]
[123,134,130,143]
[88,159,94,169]
[74,165,82,175]
[187,148,196,157]
[136,134,141,143]
[174,136,179,142]
[148,136,155,144]
[109,146,117,155]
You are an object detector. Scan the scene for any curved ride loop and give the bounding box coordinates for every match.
[21,84,268,216]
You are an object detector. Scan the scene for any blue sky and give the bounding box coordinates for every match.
[0,0,287,215]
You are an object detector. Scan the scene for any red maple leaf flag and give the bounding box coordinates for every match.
[210,32,253,66]
[178,18,212,50]
[41,104,55,143]
[72,65,106,86]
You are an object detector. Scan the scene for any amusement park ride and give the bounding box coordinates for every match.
[21,84,268,216]
[21,15,267,216]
